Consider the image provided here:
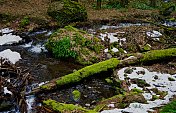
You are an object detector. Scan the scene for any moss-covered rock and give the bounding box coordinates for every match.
[45,25,104,65]
[95,91,147,110]
[43,99,97,113]
[72,90,81,101]
[47,0,87,25]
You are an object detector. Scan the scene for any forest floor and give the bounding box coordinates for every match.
[0,0,167,29]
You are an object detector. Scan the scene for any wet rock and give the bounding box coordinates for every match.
[105,53,112,59]
[136,70,145,75]
[124,68,133,74]
[154,75,158,79]
[168,77,175,81]
[131,79,150,87]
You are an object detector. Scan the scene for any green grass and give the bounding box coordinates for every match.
[160,101,176,113]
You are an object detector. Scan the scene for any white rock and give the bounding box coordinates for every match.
[111,48,119,52]
[146,30,162,38]
[0,49,21,64]
[4,87,12,95]
[104,48,108,53]
[108,104,115,108]
[0,33,22,45]
[0,28,13,34]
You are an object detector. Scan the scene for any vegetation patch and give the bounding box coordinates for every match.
[20,16,30,27]
[45,25,105,65]
[160,100,176,113]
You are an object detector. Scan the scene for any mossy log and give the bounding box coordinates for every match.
[43,99,97,113]
[29,58,120,94]
[29,48,176,95]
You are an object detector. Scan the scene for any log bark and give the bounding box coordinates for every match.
[28,48,176,95]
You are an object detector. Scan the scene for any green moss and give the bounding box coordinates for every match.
[131,88,143,93]
[151,88,168,99]
[93,104,106,112]
[151,95,159,101]
[105,78,113,84]
[160,100,176,113]
[43,99,97,113]
[20,16,30,27]
[95,91,146,110]
[140,48,176,63]
[40,85,51,90]
[56,58,120,87]
[72,90,81,101]
[143,44,151,51]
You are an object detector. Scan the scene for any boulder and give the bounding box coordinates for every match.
[47,0,87,25]
[45,25,104,65]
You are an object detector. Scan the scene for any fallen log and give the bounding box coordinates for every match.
[29,48,176,95]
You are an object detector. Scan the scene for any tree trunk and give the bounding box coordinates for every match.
[120,0,128,8]
[150,0,157,7]
[97,0,101,9]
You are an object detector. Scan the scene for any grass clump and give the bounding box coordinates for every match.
[43,99,97,113]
